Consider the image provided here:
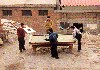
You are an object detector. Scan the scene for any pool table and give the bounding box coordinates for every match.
[29,34,75,53]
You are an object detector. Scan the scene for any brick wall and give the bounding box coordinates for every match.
[0,7,61,34]
[0,6,100,34]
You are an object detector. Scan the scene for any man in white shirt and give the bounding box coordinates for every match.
[70,26,82,52]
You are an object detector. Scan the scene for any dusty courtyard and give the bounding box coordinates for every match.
[0,33,100,70]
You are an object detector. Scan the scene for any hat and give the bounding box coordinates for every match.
[47,16,50,18]
[21,23,24,26]
[70,26,75,29]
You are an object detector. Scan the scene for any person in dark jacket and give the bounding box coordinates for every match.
[48,28,59,59]
[17,23,26,52]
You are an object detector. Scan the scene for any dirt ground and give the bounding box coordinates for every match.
[0,33,100,70]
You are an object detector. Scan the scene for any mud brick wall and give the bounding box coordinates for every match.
[0,6,100,34]
[0,7,61,34]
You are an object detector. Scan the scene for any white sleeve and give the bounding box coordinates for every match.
[77,29,82,34]
[72,30,76,37]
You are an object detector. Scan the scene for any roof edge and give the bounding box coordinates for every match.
[0,4,56,8]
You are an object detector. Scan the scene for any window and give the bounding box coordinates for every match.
[38,10,48,16]
[22,10,32,16]
[2,10,12,16]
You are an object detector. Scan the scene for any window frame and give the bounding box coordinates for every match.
[38,10,48,16]
[22,10,32,16]
[2,10,12,16]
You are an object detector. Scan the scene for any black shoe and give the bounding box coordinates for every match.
[20,50,22,52]
[55,57,59,59]
[23,48,26,50]
[51,56,55,58]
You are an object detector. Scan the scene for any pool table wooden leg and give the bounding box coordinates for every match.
[69,44,73,54]
[32,45,36,54]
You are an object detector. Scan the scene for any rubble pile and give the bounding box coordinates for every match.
[1,19,20,34]
[0,19,21,44]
